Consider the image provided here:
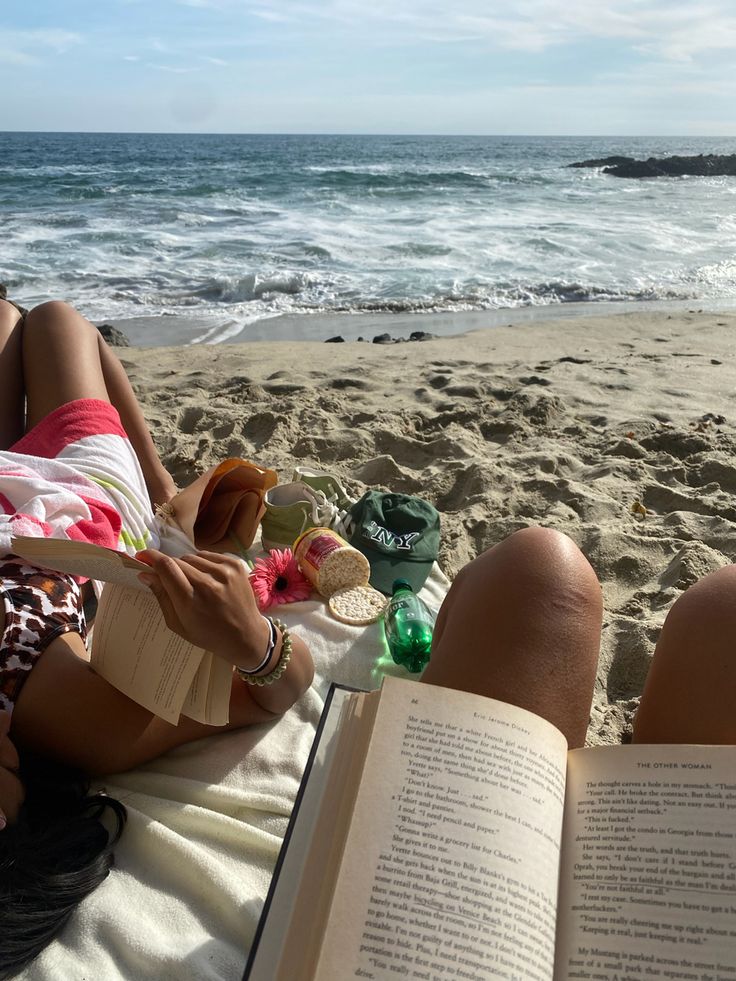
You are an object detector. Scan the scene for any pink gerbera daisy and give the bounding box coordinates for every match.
[250,548,312,610]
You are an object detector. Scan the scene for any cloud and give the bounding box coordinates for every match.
[0,26,82,65]
[0,48,37,66]
[148,62,201,73]
[249,7,293,22]
[243,0,736,65]
[200,55,229,65]
[23,28,82,52]
[635,12,736,62]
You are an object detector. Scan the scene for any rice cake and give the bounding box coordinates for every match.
[328,584,387,625]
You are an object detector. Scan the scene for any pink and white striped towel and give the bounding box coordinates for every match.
[0,399,159,559]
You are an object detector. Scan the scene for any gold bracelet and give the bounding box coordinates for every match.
[237,618,292,686]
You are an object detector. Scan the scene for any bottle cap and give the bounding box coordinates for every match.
[392,578,413,593]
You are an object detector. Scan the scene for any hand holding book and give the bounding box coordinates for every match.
[136,548,271,669]
[9,535,313,725]
[136,546,314,714]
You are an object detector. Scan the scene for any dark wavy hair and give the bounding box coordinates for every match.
[0,751,127,979]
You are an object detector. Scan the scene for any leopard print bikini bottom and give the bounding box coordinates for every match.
[0,557,87,713]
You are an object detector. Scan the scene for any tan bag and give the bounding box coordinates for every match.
[157,459,278,553]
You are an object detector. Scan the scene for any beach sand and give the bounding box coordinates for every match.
[120,308,736,747]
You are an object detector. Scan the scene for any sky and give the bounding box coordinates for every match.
[2,0,736,135]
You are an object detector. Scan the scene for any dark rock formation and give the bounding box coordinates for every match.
[97,323,131,346]
[324,335,345,343]
[368,330,436,344]
[570,153,736,179]
[568,156,635,169]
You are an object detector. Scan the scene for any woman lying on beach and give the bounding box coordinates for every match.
[1,300,733,976]
[0,299,314,977]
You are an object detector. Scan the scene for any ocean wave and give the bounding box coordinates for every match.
[5,270,696,333]
[299,165,553,186]
[293,169,494,192]
[690,261,736,295]
[187,271,316,303]
[39,213,91,229]
[385,242,453,258]
[138,281,694,339]
[320,281,690,315]
[56,185,110,201]
[181,279,691,319]
[5,132,735,341]
[17,268,694,322]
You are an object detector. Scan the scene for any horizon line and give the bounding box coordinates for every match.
[2,130,736,139]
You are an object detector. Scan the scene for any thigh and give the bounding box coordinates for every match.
[0,300,25,448]
[22,301,109,430]
[11,632,277,775]
[633,564,736,744]
[422,527,603,748]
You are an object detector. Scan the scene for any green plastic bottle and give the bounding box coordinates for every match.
[383,578,435,673]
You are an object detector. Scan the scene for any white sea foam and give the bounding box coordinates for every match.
[4,132,736,342]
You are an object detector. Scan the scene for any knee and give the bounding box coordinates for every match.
[456,526,601,613]
[24,301,95,344]
[486,526,597,586]
[665,563,736,631]
[500,525,580,559]
[26,300,76,325]
[0,298,24,329]
[634,564,736,744]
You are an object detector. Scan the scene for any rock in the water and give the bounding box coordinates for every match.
[570,153,736,179]
[325,335,345,343]
[97,323,131,346]
[568,156,635,169]
[409,331,435,342]
[373,333,393,344]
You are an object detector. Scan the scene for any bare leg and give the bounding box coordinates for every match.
[633,565,736,744]
[94,332,177,505]
[422,527,603,748]
[0,299,25,449]
[22,301,176,506]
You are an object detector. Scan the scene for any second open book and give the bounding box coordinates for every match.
[245,675,736,981]
[10,536,232,725]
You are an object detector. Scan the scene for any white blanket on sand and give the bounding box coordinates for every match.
[20,563,450,981]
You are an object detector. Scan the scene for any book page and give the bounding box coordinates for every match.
[181,649,232,725]
[91,583,207,724]
[11,535,148,589]
[555,744,736,980]
[314,676,569,981]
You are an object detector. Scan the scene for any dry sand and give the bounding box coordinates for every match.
[120,309,736,747]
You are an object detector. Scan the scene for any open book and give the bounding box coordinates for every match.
[245,676,736,981]
[10,536,232,725]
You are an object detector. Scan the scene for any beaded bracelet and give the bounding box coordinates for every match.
[236,617,292,687]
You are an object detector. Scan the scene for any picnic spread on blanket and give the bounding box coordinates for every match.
[18,457,450,981]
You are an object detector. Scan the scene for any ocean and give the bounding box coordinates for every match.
[2,132,736,345]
